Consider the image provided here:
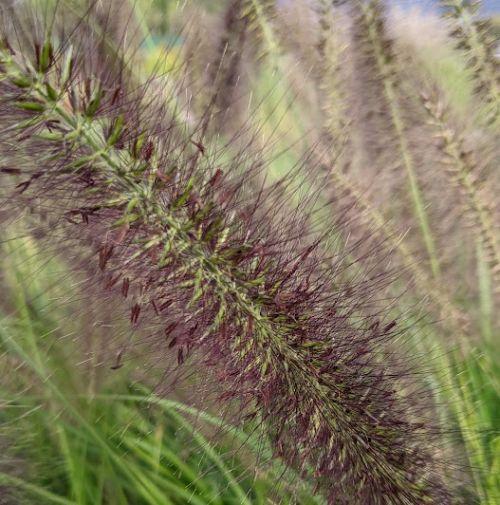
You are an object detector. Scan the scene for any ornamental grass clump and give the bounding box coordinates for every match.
[0,4,452,504]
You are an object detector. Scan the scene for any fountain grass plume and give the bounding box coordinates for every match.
[315,0,350,159]
[199,0,277,133]
[439,0,500,125]
[206,0,249,133]
[421,88,500,291]
[0,3,452,503]
[353,0,443,282]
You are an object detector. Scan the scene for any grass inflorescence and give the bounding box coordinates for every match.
[0,0,498,504]
[0,2,454,503]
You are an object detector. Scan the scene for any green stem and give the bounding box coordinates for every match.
[361,1,442,280]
